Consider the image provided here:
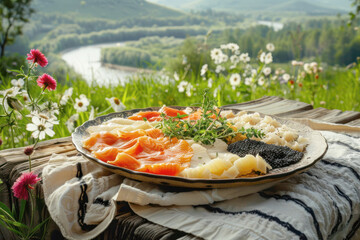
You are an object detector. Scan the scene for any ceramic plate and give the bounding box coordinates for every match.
[72,107,328,189]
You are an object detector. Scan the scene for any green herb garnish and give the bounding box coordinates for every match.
[156,91,264,145]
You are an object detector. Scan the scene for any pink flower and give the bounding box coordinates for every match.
[37,74,57,91]
[12,172,41,200]
[27,49,48,67]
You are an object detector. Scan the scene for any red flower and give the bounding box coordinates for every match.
[27,49,48,67]
[37,74,57,91]
[298,83,303,88]
[12,172,41,200]
[289,80,295,85]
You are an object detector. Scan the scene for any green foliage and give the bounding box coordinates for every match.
[102,47,153,68]
[150,0,347,15]
[101,37,183,69]
[0,0,34,57]
[31,0,183,21]
[32,26,208,53]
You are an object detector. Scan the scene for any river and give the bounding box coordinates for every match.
[61,42,138,86]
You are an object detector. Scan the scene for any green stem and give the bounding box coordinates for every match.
[10,125,15,148]
[25,62,36,103]
[35,87,47,105]
[28,138,39,172]
[27,191,35,238]
[28,155,32,173]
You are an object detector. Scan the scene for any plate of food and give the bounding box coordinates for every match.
[72,97,328,189]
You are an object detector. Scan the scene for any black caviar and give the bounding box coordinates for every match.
[227,139,303,169]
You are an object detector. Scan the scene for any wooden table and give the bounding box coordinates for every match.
[1,96,360,239]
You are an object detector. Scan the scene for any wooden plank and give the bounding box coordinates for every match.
[347,118,360,126]
[223,95,277,108]
[223,96,284,110]
[288,108,360,124]
[0,137,74,179]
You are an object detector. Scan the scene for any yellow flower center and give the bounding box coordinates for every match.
[38,125,45,131]
[114,98,120,105]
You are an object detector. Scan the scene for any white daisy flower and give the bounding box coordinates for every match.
[11,79,24,88]
[258,76,265,86]
[229,73,241,87]
[220,44,228,49]
[263,67,271,76]
[0,87,20,97]
[200,64,208,76]
[60,87,73,105]
[266,43,275,52]
[173,72,179,81]
[74,94,90,112]
[26,116,55,140]
[207,78,213,88]
[66,114,79,133]
[106,97,126,112]
[213,88,218,98]
[265,53,273,64]
[177,81,188,93]
[227,43,240,52]
[291,60,303,66]
[221,54,228,63]
[244,77,252,86]
[27,111,59,125]
[215,65,225,73]
[230,55,240,64]
[21,91,30,103]
[186,83,193,97]
[239,53,250,63]
[282,73,291,82]
[310,62,318,69]
[259,52,266,63]
[210,48,224,64]
[251,69,257,77]
[304,63,312,74]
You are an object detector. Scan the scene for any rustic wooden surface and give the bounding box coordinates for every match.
[0,96,359,240]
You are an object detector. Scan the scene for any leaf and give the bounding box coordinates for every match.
[0,218,25,237]
[18,199,26,223]
[0,215,28,229]
[0,202,15,220]
[27,217,50,238]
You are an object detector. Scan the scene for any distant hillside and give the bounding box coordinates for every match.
[32,0,184,20]
[147,0,350,14]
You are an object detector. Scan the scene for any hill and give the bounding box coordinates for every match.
[147,0,350,14]
[31,0,184,20]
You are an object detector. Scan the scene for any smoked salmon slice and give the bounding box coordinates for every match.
[93,147,120,162]
[128,111,161,121]
[138,163,184,176]
[160,106,187,117]
[83,132,121,151]
[84,127,193,176]
[108,152,141,170]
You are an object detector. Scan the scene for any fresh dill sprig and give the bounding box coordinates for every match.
[156,91,264,145]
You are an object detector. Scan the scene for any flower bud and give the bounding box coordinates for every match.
[7,97,23,111]
[24,147,34,156]
[0,138,2,146]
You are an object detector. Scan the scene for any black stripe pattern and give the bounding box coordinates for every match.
[259,192,323,240]
[76,163,96,231]
[195,205,307,240]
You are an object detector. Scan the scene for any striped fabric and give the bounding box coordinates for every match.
[130,131,360,240]
[43,130,360,240]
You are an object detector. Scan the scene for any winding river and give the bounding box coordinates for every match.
[61,42,138,86]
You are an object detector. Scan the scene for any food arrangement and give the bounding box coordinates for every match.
[82,96,309,179]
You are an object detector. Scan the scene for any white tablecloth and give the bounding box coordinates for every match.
[42,121,360,240]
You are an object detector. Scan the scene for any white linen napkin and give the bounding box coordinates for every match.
[42,121,360,240]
